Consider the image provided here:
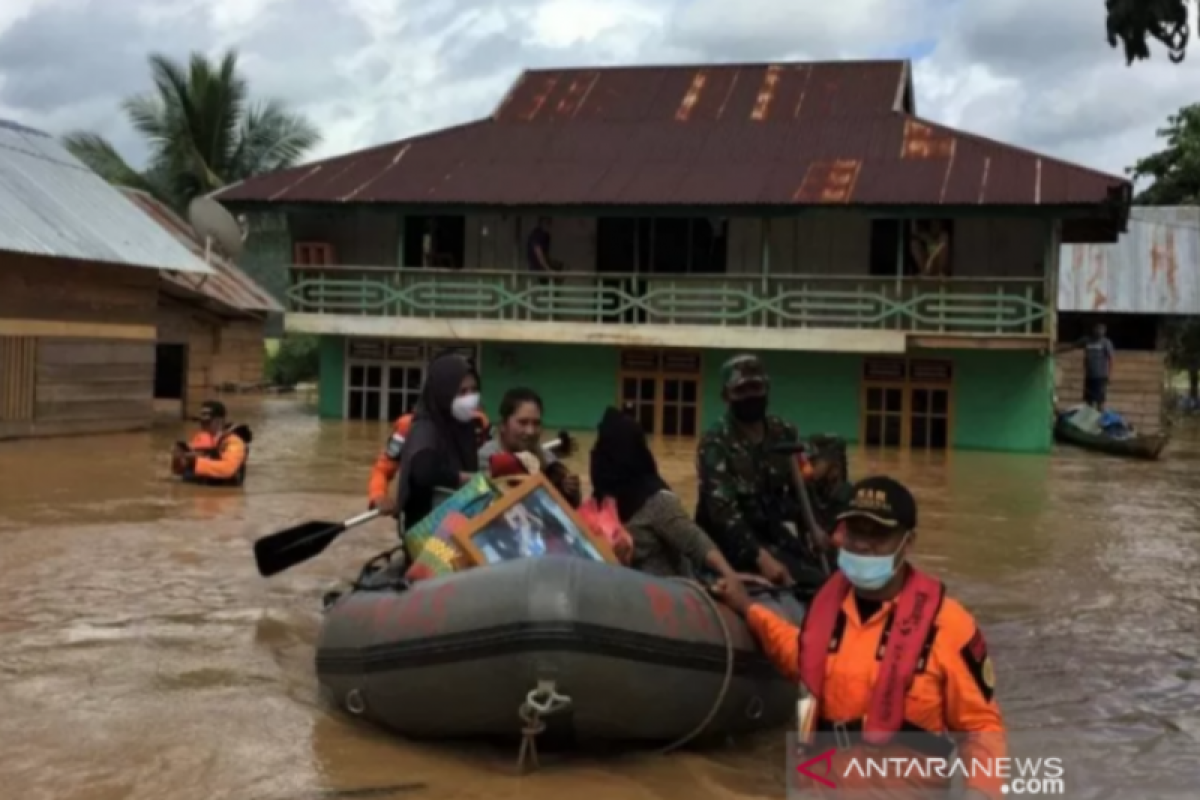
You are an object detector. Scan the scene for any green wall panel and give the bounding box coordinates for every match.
[479,343,619,430]
[317,336,345,419]
[702,350,862,441]
[950,350,1052,453]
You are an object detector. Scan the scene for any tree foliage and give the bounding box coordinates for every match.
[1128,104,1200,204]
[62,50,319,211]
[265,334,320,388]
[1107,0,1192,64]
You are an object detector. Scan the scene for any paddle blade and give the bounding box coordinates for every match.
[254,520,343,577]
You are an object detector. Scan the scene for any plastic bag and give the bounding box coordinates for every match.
[577,496,634,565]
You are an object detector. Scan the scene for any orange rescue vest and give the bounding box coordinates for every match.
[799,567,950,754]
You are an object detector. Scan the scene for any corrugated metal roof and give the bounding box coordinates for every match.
[217,60,1129,213]
[118,188,282,314]
[1059,206,1200,314]
[0,119,213,274]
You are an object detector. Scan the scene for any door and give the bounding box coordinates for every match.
[386,364,424,420]
[154,343,187,400]
[617,349,703,437]
[860,358,953,449]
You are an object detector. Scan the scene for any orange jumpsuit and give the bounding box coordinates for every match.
[175,428,249,486]
[748,580,1007,798]
[367,411,490,506]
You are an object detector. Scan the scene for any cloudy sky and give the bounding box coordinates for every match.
[0,0,1195,180]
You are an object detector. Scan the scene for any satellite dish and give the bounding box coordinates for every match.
[187,196,245,264]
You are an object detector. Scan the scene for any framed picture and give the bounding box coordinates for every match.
[452,473,617,567]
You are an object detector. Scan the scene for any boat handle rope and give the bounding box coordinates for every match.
[652,577,735,757]
[513,578,736,774]
[516,680,573,773]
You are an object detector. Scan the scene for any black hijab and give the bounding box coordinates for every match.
[396,353,480,510]
[590,406,669,523]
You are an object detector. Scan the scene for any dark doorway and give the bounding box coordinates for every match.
[155,344,187,400]
[403,215,467,268]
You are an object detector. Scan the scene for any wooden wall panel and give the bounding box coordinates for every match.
[0,336,36,421]
[0,253,158,327]
[35,338,154,429]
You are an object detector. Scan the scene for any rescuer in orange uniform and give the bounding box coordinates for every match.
[367,409,490,515]
[170,400,252,486]
[713,476,1007,799]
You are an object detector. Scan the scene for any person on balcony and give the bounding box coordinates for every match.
[479,386,582,507]
[910,219,950,277]
[526,217,563,274]
[695,355,829,596]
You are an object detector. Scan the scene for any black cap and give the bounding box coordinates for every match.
[836,476,917,530]
[199,400,227,419]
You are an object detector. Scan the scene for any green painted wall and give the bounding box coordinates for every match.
[239,212,292,337]
[327,337,1051,453]
[479,343,619,430]
[951,350,1052,453]
[701,350,862,440]
[318,336,345,418]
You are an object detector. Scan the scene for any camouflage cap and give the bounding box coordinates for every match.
[720,354,769,389]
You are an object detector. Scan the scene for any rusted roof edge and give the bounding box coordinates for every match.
[904,113,1130,188]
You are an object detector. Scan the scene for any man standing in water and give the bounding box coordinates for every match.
[712,477,1006,799]
[695,355,826,592]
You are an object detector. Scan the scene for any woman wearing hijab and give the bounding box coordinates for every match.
[395,353,483,532]
[589,407,753,606]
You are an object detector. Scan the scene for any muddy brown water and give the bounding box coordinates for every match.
[2,397,1200,799]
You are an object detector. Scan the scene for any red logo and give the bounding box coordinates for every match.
[796,748,837,788]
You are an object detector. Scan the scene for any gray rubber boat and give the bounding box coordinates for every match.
[316,556,805,744]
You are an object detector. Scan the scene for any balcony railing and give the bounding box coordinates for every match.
[287,267,1049,335]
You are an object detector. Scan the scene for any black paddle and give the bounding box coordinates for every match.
[254,433,577,578]
[254,509,381,578]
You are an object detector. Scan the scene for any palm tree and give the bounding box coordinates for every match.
[63,50,320,210]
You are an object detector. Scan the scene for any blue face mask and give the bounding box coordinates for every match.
[837,533,909,591]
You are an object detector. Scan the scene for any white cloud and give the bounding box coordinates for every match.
[0,0,1196,182]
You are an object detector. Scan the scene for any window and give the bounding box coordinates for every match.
[347,363,383,420]
[344,339,480,421]
[617,349,702,437]
[860,357,953,450]
[295,242,334,265]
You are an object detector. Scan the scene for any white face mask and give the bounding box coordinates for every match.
[451,393,481,422]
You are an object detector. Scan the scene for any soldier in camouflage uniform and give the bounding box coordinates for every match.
[695,355,829,592]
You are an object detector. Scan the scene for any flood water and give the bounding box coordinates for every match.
[2,397,1200,799]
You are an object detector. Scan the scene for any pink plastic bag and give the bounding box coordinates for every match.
[578,496,633,565]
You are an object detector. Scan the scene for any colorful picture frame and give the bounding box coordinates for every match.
[452,473,617,567]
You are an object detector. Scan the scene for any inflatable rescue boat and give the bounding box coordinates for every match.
[316,556,804,745]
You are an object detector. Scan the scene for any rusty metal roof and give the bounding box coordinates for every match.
[1059,206,1200,314]
[0,119,214,274]
[119,188,282,315]
[216,61,1129,211]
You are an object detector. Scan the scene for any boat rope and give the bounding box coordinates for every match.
[652,577,735,757]
[515,679,573,774]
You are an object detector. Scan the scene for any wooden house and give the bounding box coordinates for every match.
[0,119,214,440]
[120,189,283,418]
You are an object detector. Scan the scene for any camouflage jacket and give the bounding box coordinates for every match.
[695,412,802,570]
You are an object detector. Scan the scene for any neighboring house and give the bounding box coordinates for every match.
[0,119,215,441]
[120,189,283,418]
[1057,206,1199,433]
[217,60,1131,454]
